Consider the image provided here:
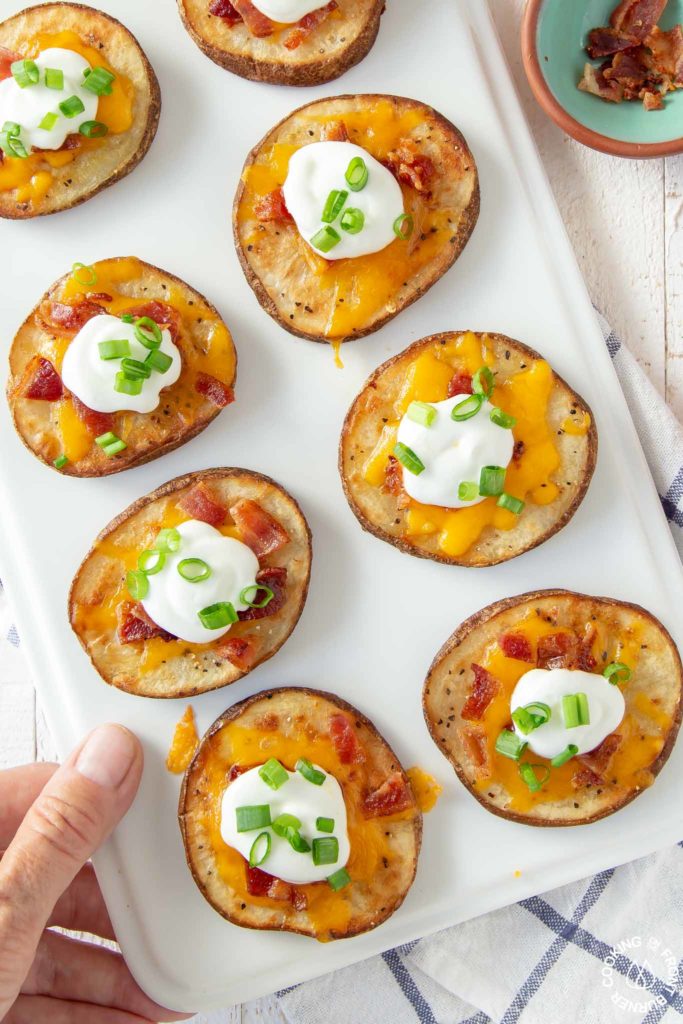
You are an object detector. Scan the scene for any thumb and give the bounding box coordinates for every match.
[0,724,142,1008]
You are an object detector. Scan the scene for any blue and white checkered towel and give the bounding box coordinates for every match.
[2,315,682,1024]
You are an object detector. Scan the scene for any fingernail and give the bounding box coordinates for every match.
[76,724,138,789]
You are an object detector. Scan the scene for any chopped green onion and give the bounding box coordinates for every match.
[490,407,516,429]
[327,867,351,891]
[316,816,335,833]
[236,805,271,833]
[312,837,339,866]
[451,393,483,421]
[178,557,211,583]
[472,366,495,398]
[495,729,527,761]
[11,59,39,88]
[393,213,414,240]
[479,465,506,497]
[72,262,97,286]
[126,569,149,601]
[296,758,326,786]
[44,67,64,90]
[511,707,535,735]
[458,481,479,502]
[249,831,271,868]
[156,527,180,553]
[321,188,348,222]
[2,121,20,136]
[310,225,341,253]
[134,316,162,350]
[82,65,116,96]
[512,702,551,734]
[239,584,274,609]
[562,694,580,729]
[345,156,368,191]
[407,400,436,427]
[98,338,130,360]
[121,313,135,323]
[393,442,425,476]
[340,207,365,234]
[576,692,590,725]
[551,744,579,768]
[0,132,28,158]
[59,95,85,118]
[95,431,119,448]
[38,111,59,131]
[518,762,550,792]
[287,829,311,854]
[145,349,173,374]
[114,372,143,396]
[272,813,301,837]
[198,601,237,629]
[121,357,152,380]
[258,758,289,790]
[79,119,108,138]
[497,492,525,515]
[138,549,165,575]
[102,439,126,456]
[603,661,631,685]
[53,454,68,470]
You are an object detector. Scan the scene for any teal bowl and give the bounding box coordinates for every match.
[522,0,683,157]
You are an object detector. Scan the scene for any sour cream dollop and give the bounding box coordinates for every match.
[61,314,181,415]
[141,520,258,644]
[221,764,350,885]
[282,141,404,260]
[511,668,626,759]
[395,394,514,508]
[251,0,328,20]
[0,48,98,153]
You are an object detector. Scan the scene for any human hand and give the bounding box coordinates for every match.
[0,724,192,1023]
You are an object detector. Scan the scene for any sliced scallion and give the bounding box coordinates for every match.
[321,188,348,223]
[393,441,425,476]
[340,207,364,234]
[198,601,237,629]
[258,758,289,790]
[451,393,483,421]
[479,465,505,497]
[497,492,525,515]
[407,400,436,427]
[249,831,271,868]
[490,407,516,429]
[72,262,97,286]
[576,692,590,725]
[518,762,550,792]
[312,836,339,866]
[138,549,165,575]
[59,95,85,118]
[145,349,173,374]
[53,454,68,470]
[458,481,479,502]
[102,439,126,456]
[271,813,301,837]
[603,661,631,685]
[44,67,64,90]
[345,156,368,191]
[0,132,28,158]
[562,694,580,729]
[393,213,413,240]
[316,816,334,833]
[236,805,271,833]
[310,225,341,253]
[121,357,152,380]
[99,338,130,360]
[95,431,119,448]
[495,729,527,761]
[126,569,149,601]
[134,316,162,350]
[327,867,351,891]
[38,111,59,131]
[114,372,142,396]
[239,584,274,609]
[155,527,181,553]
[551,744,579,768]
[296,758,326,786]
[79,119,108,138]
[11,59,39,88]
[178,557,211,583]
[472,366,494,398]
[2,121,20,136]
[82,65,116,96]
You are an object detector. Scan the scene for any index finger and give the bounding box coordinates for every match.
[0,764,57,847]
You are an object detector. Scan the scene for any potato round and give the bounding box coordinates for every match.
[423,590,683,826]
[69,469,311,698]
[179,687,422,940]
[233,95,479,344]
[339,331,597,567]
[0,3,160,218]
[7,256,237,477]
[177,0,384,86]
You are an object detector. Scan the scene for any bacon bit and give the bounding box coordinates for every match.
[499,632,534,663]
[117,601,171,643]
[71,395,114,437]
[572,766,603,789]
[363,772,412,817]
[84,292,113,303]
[232,0,274,36]
[513,440,525,463]
[238,566,287,621]
[461,664,499,721]
[291,889,308,912]
[195,372,235,408]
[254,188,293,224]
[329,713,365,765]
[229,499,290,557]
[386,138,435,194]
[209,0,242,24]
[536,632,576,670]
[446,371,473,398]
[643,88,665,109]
[245,865,292,900]
[461,726,490,779]
[227,763,248,782]
[578,62,624,102]
[578,626,597,671]
[284,1,338,50]
[178,482,227,527]
[122,301,181,343]
[37,299,105,336]
[0,47,22,80]
[17,356,63,401]
[648,25,683,83]
[580,733,622,774]
[215,635,259,670]
[603,48,651,89]
[383,456,411,510]
[321,120,349,142]
[611,0,666,39]
[586,26,638,57]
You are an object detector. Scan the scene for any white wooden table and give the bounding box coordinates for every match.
[0,3,680,1022]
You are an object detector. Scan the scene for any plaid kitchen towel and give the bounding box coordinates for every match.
[1,314,683,1024]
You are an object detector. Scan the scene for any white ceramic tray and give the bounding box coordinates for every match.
[2,0,683,1012]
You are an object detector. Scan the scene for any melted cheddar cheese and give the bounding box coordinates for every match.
[166,706,199,774]
[406,767,442,812]
[0,31,134,206]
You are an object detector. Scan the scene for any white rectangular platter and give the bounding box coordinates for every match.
[2,0,683,1012]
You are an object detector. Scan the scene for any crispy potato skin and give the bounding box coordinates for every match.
[0,3,160,218]
[7,257,237,477]
[177,0,384,86]
[339,332,598,567]
[69,469,312,698]
[233,95,480,343]
[423,590,683,826]
[179,687,422,939]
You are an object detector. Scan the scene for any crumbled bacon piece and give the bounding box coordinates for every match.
[329,713,365,765]
[254,188,293,224]
[230,499,289,557]
[580,733,622,774]
[446,371,473,398]
[37,299,105,336]
[117,602,171,643]
[209,0,242,24]
[284,1,338,50]
[122,301,181,343]
[17,356,63,401]
[586,26,638,57]
[246,865,291,899]
[363,772,412,817]
[232,0,273,36]
[321,120,349,142]
[461,726,490,779]
[177,482,227,527]
[71,395,114,437]
[603,48,652,89]
[386,138,435,194]
[572,767,603,789]
[578,62,624,102]
[499,632,534,663]
[195,372,235,408]
[461,664,499,721]
[643,89,665,109]
[215,635,259,670]
[227,763,248,782]
[383,456,411,510]
[648,25,683,83]
[611,0,666,39]
[536,632,578,670]
[291,889,308,912]
[513,440,525,463]
[238,566,287,621]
